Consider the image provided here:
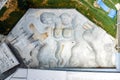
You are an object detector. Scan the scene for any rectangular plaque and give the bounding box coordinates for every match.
[0,43,19,74]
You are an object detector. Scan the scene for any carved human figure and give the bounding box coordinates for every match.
[69,41,98,67]
[40,12,62,27]
[37,38,58,68]
[40,12,56,25]
[28,43,42,68]
[55,40,76,67]
[60,13,72,26]
[83,27,116,67]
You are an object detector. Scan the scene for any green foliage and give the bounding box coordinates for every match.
[0,7,7,17]
[0,11,25,34]
[76,0,116,37]
[0,21,8,34]
[104,0,116,9]
[48,0,70,5]
[18,0,29,10]
[26,0,44,7]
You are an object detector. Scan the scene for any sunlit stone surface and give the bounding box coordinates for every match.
[7,9,117,68]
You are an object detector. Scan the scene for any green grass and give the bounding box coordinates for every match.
[104,0,116,9]
[48,0,70,5]
[0,0,26,34]
[0,0,119,37]
[77,0,117,37]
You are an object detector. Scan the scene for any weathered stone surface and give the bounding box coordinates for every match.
[5,68,120,80]
[0,43,19,74]
[0,34,6,43]
[7,9,117,68]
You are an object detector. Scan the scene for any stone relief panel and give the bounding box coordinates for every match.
[7,9,117,68]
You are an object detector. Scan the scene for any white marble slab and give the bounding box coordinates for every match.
[5,68,66,80]
[7,9,117,68]
[67,72,120,80]
[5,68,120,80]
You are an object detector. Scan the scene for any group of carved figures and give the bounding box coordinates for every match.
[11,12,116,68]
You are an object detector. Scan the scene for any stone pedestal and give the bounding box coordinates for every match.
[116,53,120,70]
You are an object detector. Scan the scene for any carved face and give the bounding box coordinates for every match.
[40,12,56,24]
[60,13,72,25]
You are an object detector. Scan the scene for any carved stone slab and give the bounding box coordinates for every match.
[7,9,117,68]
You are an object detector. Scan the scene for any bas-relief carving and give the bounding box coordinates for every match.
[9,10,117,68]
